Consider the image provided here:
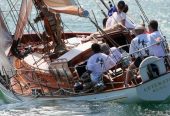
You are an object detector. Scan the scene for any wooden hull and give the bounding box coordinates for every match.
[10,30,130,97]
[5,31,169,104]
[1,30,169,104]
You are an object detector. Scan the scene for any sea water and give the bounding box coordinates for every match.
[0,0,170,116]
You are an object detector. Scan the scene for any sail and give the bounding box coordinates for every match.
[0,10,14,77]
[0,9,13,55]
[14,0,33,40]
[43,0,89,17]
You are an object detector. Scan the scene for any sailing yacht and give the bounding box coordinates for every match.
[0,0,170,104]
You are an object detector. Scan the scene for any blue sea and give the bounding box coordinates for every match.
[0,0,170,116]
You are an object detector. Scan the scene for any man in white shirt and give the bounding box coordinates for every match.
[125,25,150,86]
[106,1,135,30]
[106,1,126,29]
[148,20,166,57]
[87,43,116,84]
[129,26,150,59]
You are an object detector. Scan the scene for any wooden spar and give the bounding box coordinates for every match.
[43,0,76,7]
[43,0,86,16]
[48,6,85,16]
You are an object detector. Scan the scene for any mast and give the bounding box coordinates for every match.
[33,0,66,57]
[33,0,89,58]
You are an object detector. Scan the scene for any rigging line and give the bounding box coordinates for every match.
[9,0,44,44]
[111,0,116,7]
[91,10,99,31]
[35,21,41,34]
[32,0,48,43]
[30,53,43,72]
[27,20,42,40]
[9,0,41,46]
[91,10,98,25]
[126,14,136,25]
[135,0,149,23]
[158,30,169,55]
[33,71,45,94]
[88,16,119,47]
[139,14,145,26]
[6,0,18,26]
[94,0,107,18]
[8,0,33,37]
[33,9,43,36]
[61,20,73,33]
[30,1,41,34]
[25,21,44,45]
[4,0,18,21]
[76,0,82,9]
[100,0,109,10]
[0,8,11,34]
[135,0,149,22]
[1,10,19,13]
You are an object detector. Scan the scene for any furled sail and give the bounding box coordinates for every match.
[14,0,33,40]
[43,0,89,17]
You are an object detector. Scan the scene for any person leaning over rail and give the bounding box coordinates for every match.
[125,25,150,87]
[86,43,116,86]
